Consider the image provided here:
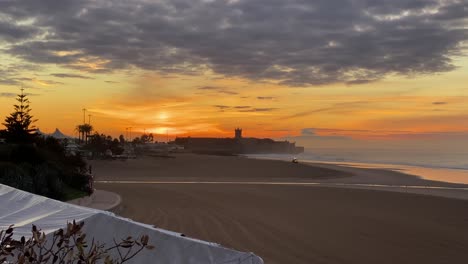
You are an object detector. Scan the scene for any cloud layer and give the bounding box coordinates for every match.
[1,0,467,86]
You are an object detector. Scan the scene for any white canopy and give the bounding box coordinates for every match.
[0,184,263,264]
[35,128,46,136]
[36,128,73,139]
[50,128,72,139]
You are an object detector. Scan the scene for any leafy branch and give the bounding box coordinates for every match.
[0,221,154,264]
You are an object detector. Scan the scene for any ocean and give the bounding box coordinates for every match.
[247,148,468,184]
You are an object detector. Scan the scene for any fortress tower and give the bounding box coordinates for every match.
[235,128,242,139]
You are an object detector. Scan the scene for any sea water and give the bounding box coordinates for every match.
[247,148,468,184]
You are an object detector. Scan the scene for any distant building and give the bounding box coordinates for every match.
[174,128,304,155]
[235,128,242,139]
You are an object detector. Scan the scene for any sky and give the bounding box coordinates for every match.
[0,0,467,148]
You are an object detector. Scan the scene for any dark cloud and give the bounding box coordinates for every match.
[0,19,39,41]
[0,92,39,98]
[1,0,467,85]
[346,79,376,86]
[233,106,251,109]
[51,73,94,79]
[213,105,275,112]
[282,101,371,120]
[257,96,275,100]
[214,105,230,110]
[0,78,18,86]
[219,90,238,95]
[0,92,16,98]
[432,101,447,105]
[238,108,276,112]
[282,107,338,120]
[198,86,221,90]
[198,86,238,95]
[0,63,27,86]
[0,63,38,86]
[301,128,316,136]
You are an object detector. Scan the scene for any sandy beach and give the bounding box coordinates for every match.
[92,154,468,264]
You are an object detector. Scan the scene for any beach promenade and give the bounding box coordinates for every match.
[89,154,468,264]
[67,189,122,212]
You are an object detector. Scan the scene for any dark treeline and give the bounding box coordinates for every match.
[84,132,154,158]
[86,133,124,158]
[0,90,92,200]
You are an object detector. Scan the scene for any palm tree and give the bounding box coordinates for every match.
[82,124,93,144]
[76,125,85,143]
[75,124,93,144]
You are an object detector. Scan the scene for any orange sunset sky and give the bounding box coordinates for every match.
[1,0,467,148]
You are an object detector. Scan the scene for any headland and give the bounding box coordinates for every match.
[174,128,304,155]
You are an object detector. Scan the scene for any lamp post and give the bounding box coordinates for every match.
[82,108,86,124]
[125,127,132,142]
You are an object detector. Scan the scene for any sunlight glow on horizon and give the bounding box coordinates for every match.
[1,0,467,144]
[1,61,468,142]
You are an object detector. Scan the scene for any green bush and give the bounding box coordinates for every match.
[9,144,44,165]
[0,162,34,193]
[1,91,91,200]
[33,162,64,200]
[0,140,91,200]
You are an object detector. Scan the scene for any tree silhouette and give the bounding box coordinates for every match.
[0,222,154,263]
[140,133,154,143]
[82,123,93,144]
[76,125,84,143]
[76,124,93,144]
[2,88,37,143]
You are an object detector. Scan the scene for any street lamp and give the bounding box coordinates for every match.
[82,108,86,124]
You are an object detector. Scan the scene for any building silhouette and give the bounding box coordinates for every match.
[235,128,242,139]
[174,128,304,155]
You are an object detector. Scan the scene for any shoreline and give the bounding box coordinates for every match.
[246,154,468,184]
[247,153,468,171]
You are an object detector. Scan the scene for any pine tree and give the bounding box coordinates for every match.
[2,88,38,143]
